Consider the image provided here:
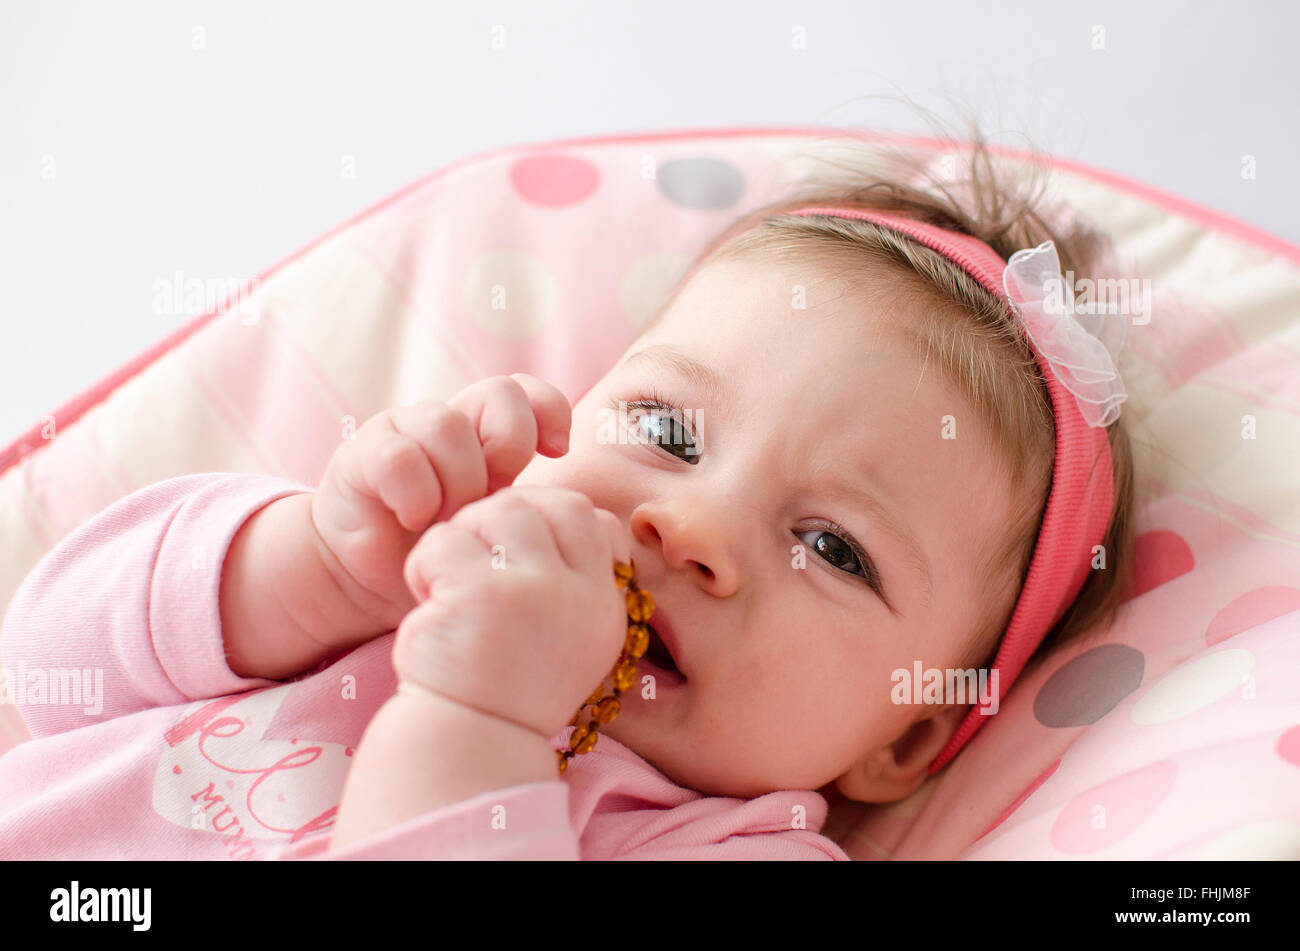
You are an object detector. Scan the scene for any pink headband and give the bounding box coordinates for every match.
[786,207,1119,774]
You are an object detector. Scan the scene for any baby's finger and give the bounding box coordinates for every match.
[593,507,633,573]
[455,377,537,494]
[490,486,613,579]
[441,491,564,575]
[448,374,573,492]
[387,402,489,525]
[402,521,490,604]
[505,373,572,457]
[363,434,443,534]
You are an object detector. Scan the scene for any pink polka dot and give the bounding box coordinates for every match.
[977,759,1060,841]
[172,764,182,774]
[1050,759,1178,853]
[1205,586,1300,645]
[510,155,600,207]
[1126,531,1194,600]
[1277,726,1300,767]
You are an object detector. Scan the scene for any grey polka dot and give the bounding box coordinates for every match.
[1033,643,1145,728]
[657,157,744,210]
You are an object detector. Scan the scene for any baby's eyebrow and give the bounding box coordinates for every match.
[619,345,727,407]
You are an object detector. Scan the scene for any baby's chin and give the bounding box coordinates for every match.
[597,717,692,788]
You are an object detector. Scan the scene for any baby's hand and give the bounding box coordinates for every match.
[393,485,632,741]
[311,375,572,634]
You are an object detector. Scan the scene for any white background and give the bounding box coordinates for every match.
[2,0,1296,449]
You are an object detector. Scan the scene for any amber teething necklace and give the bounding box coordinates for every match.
[556,559,654,774]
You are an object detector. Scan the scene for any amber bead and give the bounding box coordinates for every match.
[624,623,649,659]
[612,658,638,693]
[573,723,600,754]
[594,696,621,724]
[559,559,650,773]
[625,588,654,623]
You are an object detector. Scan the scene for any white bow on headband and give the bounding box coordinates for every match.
[1002,240,1128,427]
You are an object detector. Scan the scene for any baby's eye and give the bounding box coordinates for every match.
[795,524,883,595]
[626,400,699,464]
[796,529,866,577]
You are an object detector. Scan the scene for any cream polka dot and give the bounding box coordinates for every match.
[1192,821,1300,860]
[618,251,692,330]
[1130,649,1255,725]
[462,250,556,339]
[776,142,895,194]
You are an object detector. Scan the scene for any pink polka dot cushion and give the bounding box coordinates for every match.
[3,128,1298,859]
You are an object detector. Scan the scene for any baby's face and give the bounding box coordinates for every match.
[514,254,1019,802]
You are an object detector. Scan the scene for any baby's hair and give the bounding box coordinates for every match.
[645,131,1136,676]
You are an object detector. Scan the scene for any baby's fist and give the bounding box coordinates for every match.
[311,375,572,635]
[394,486,632,740]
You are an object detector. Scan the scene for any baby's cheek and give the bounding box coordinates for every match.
[728,647,780,695]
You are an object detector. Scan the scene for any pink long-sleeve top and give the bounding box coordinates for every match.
[0,473,849,860]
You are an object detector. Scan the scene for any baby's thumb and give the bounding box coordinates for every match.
[593,508,633,574]
[402,521,454,604]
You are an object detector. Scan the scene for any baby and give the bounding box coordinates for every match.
[0,140,1135,860]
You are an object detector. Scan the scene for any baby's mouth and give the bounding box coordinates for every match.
[643,624,683,678]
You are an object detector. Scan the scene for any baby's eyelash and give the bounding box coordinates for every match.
[610,386,677,416]
[607,389,698,450]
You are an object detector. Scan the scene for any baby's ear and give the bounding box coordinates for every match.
[834,703,969,804]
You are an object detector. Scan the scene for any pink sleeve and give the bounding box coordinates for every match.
[275,781,581,860]
[273,778,849,860]
[0,472,315,739]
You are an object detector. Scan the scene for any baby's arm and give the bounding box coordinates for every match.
[328,683,557,852]
[219,491,396,681]
[0,472,314,738]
